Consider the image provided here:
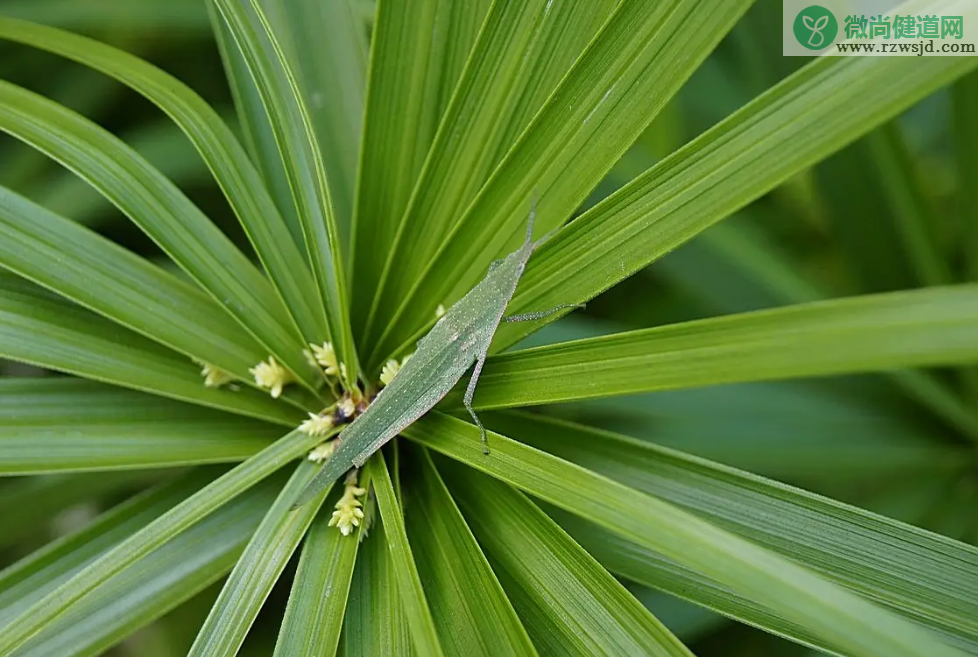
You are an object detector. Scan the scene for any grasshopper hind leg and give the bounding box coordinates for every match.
[464,356,489,454]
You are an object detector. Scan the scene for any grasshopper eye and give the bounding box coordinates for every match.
[488,259,502,273]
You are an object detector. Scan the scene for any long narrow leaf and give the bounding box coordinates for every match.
[188,462,329,657]
[339,505,413,657]
[467,285,978,409]
[407,414,962,657]
[0,78,319,391]
[488,411,978,653]
[370,0,752,366]
[262,0,367,236]
[0,185,268,381]
[0,469,220,624]
[0,274,303,425]
[13,475,281,657]
[368,451,444,657]
[0,426,331,654]
[0,377,279,474]
[864,123,951,287]
[358,0,603,348]
[0,470,151,549]
[351,0,491,335]
[402,445,537,656]
[0,16,330,347]
[211,0,358,384]
[443,461,694,657]
[493,51,978,351]
[274,487,363,657]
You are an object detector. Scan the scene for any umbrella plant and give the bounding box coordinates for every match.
[0,0,977,655]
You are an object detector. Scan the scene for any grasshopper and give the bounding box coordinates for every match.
[294,201,578,507]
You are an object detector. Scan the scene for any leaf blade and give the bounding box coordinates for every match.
[351,0,491,335]
[368,450,444,657]
[488,410,978,653]
[469,285,978,409]
[407,414,963,657]
[211,0,359,383]
[0,275,303,425]
[0,77,319,390]
[440,458,692,657]
[493,52,978,351]
[0,377,280,475]
[370,0,752,365]
[273,489,362,657]
[403,445,538,656]
[0,426,329,655]
[0,16,330,347]
[188,462,330,657]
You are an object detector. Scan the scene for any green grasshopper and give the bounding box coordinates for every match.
[294,201,578,507]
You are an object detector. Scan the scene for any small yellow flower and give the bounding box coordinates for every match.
[337,396,356,420]
[329,473,367,536]
[250,356,294,398]
[380,359,401,386]
[198,362,234,388]
[435,304,446,319]
[299,412,335,437]
[309,342,340,376]
[306,440,337,463]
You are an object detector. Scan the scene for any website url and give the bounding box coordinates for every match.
[836,39,977,54]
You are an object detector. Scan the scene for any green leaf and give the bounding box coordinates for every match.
[0,377,281,475]
[11,472,281,657]
[351,0,490,335]
[402,445,537,656]
[864,122,951,288]
[951,69,978,406]
[37,117,215,229]
[653,214,822,313]
[0,274,303,426]
[648,209,978,442]
[0,0,211,31]
[0,64,122,193]
[0,77,320,391]
[368,450,444,657]
[262,0,367,236]
[210,0,359,384]
[955,69,978,285]
[0,470,218,624]
[209,7,302,248]
[467,285,978,410]
[0,16,330,349]
[274,487,362,657]
[188,461,329,657]
[537,381,965,485]
[210,0,367,250]
[0,470,152,549]
[0,185,269,381]
[814,137,917,295]
[0,426,329,655]
[339,500,414,657]
[489,411,978,653]
[440,459,691,656]
[493,52,978,351]
[368,0,752,367]
[406,414,962,657]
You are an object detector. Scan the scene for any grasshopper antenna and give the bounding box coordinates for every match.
[525,190,559,251]
[524,191,538,245]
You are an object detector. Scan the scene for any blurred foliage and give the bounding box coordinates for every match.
[0,0,977,655]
